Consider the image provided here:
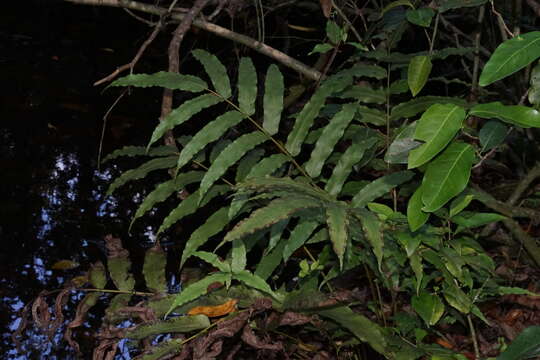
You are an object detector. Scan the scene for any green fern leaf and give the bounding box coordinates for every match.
[102,145,177,163]
[339,85,386,104]
[255,238,286,280]
[176,111,245,171]
[109,71,207,92]
[130,171,203,230]
[236,149,265,182]
[106,156,178,196]
[266,219,289,254]
[199,132,268,201]
[157,185,230,235]
[283,220,319,261]
[305,103,357,177]
[192,49,231,98]
[340,64,387,79]
[224,197,322,243]
[351,171,415,207]
[238,57,257,115]
[325,138,378,196]
[231,238,247,273]
[148,94,222,150]
[353,208,384,269]
[246,154,289,179]
[233,270,275,297]
[355,106,386,126]
[306,228,329,244]
[192,251,231,273]
[326,204,349,268]
[236,177,334,202]
[286,74,353,156]
[165,272,231,317]
[180,206,230,267]
[263,64,284,135]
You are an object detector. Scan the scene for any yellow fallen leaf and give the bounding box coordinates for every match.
[187,299,238,318]
[70,275,88,287]
[51,260,80,270]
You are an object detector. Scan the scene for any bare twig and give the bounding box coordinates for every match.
[526,0,540,17]
[508,162,540,205]
[64,0,323,81]
[160,0,210,148]
[94,19,164,86]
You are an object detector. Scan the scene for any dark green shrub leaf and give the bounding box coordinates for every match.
[449,194,474,218]
[421,142,475,212]
[406,8,435,27]
[480,31,540,87]
[412,292,445,326]
[408,104,465,169]
[470,102,540,128]
[385,122,420,164]
[408,56,432,97]
[407,186,429,231]
[479,120,507,151]
[497,326,540,360]
[437,0,487,13]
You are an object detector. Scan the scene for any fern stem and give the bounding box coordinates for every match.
[79,288,154,296]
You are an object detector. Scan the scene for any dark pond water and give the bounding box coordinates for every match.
[1,2,172,358]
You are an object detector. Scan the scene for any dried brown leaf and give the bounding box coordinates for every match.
[320,0,332,18]
[241,324,283,351]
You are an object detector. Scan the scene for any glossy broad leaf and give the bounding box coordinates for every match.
[408,104,466,169]
[192,49,231,98]
[479,31,540,87]
[479,120,507,151]
[407,185,429,231]
[406,8,435,27]
[470,102,540,128]
[352,171,414,207]
[408,56,432,96]
[421,142,475,212]
[263,64,284,135]
[412,292,445,326]
[237,57,257,115]
[199,132,267,201]
[305,103,357,177]
[449,194,474,218]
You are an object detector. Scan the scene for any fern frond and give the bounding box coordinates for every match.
[351,171,415,207]
[130,171,204,230]
[157,185,230,235]
[224,197,322,243]
[238,57,258,115]
[192,49,231,98]
[165,272,232,317]
[282,220,319,261]
[102,145,177,163]
[236,177,333,202]
[231,238,247,273]
[325,138,378,196]
[263,64,284,135]
[255,238,286,280]
[106,156,178,196]
[109,71,207,92]
[355,106,386,126]
[180,206,230,268]
[305,103,357,178]
[176,111,245,171]
[192,251,231,273]
[233,270,275,297]
[199,132,268,201]
[326,204,349,268]
[246,154,289,179]
[286,73,353,156]
[148,94,222,150]
[235,149,265,182]
[351,208,384,269]
[339,86,386,104]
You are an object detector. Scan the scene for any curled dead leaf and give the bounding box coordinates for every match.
[188,299,238,318]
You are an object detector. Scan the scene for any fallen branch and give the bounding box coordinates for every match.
[64,0,323,81]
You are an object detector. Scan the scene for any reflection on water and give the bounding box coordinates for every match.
[1,2,165,358]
